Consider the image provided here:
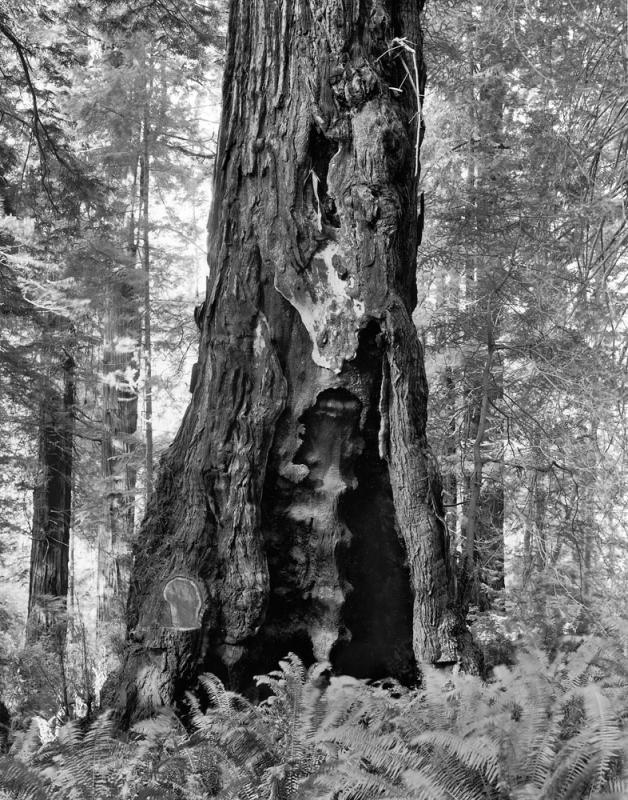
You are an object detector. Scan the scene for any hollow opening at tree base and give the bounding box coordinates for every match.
[332,454,416,685]
[245,327,416,688]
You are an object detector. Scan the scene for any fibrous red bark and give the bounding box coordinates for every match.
[28,350,74,641]
[117,0,475,717]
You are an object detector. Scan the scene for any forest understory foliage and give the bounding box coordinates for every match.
[2,638,628,799]
[1,0,627,796]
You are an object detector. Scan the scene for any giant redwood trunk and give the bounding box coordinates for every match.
[27,352,74,641]
[118,0,475,715]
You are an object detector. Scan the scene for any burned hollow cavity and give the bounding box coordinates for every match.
[253,325,415,685]
[332,327,415,684]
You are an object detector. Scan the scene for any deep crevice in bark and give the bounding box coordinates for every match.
[332,323,416,684]
[308,126,341,229]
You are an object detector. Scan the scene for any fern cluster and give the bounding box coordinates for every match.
[1,636,627,799]
[0,706,214,799]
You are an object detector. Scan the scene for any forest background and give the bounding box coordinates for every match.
[0,0,627,798]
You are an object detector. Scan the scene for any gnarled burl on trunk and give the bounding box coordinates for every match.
[117,0,475,716]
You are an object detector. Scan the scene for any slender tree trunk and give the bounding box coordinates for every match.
[96,160,140,693]
[458,11,505,609]
[462,334,492,592]
[140,47,154,500]
[117,0,477,718]
[523,438,547,582]
[0,699,9,753]
[28,345,74,643]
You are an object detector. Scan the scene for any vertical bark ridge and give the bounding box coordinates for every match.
[385,301,462,663]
